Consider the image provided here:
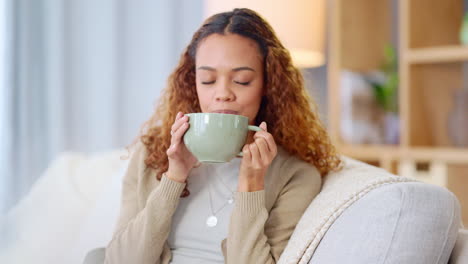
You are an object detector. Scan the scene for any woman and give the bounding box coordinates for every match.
[104,8,340,264]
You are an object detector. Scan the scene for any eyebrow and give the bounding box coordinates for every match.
[197,66,256,72]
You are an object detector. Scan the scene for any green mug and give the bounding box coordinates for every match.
[183,113,262,163]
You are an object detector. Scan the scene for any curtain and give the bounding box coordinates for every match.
[1,0,203,214]
[0,0,12,215]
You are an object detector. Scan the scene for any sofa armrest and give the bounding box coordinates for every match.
[309,182,460,264]
[279,156,464,264]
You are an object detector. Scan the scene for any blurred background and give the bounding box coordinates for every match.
[0,0,467,262]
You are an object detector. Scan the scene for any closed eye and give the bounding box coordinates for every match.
[234,81,250,85]
[201,80,215,85]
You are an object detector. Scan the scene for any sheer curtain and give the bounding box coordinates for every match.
[0,0,12,215]
[1,0,202,214]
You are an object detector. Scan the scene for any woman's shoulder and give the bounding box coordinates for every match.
[273,146,319,175]
[127,140,149,167]
[122,140,155,184]
[264,146,321,207]
[130,140,148,155]
[267,146,321,188]
[122,140,160,203]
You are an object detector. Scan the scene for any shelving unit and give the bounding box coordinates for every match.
[328,0,468,226]
[407,46,468,64]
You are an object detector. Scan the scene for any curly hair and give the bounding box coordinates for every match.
[137,8,341,196]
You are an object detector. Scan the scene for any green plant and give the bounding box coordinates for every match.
[370,44,399,113]
[460,12,468,44]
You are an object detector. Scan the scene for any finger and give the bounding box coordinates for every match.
[249,143,261,167]
[171,115,188,134]
[242,144,251,163]
[255,137,271,163]
[254,131,276,153]
[171,121,189,145]
[259,121,267,132]
[253,131,271,151]
[175,112,182,121]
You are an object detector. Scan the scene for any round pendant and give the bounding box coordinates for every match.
[227,197,234,204]
[206,215,218,227]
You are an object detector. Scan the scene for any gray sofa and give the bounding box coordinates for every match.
[84,157,467,263]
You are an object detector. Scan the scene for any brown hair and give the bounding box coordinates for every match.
[137,8,340,196]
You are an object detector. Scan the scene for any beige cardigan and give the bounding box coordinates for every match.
[104,142,321,264]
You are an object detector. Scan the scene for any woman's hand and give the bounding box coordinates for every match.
[238,122,278,192]
[166,112,199,183]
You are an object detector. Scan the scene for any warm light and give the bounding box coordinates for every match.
[203,0,326,68]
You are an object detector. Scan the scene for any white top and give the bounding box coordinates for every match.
[167,158,241,263]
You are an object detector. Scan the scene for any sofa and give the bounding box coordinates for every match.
[1,149,467,264]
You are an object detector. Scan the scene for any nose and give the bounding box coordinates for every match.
[215,79,235,102]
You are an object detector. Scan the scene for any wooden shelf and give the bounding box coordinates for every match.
[406,45,468,64]
[338,144,468,164]
[337,144,400,161]
[330,0,468,228]
[403,147,468,163]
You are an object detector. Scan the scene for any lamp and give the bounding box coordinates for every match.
[203,0,326,68]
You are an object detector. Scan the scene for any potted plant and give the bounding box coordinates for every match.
[366,44,399,144]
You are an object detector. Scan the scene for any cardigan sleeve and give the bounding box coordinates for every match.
[226,158,321,264]
[104,143,186,264]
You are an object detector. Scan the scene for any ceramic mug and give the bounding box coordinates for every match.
[183,113,262,163]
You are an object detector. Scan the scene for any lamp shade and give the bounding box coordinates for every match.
[203,0,326,68]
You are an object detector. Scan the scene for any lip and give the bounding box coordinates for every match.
[211,109,240,115]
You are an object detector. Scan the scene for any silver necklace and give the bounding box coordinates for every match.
[218,174,236,204]
[214,165,237,203]
[205,173,236,228]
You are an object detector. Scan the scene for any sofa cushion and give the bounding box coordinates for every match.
[66,161,127,263]
[309,182,460,264]
[0,149,127,264]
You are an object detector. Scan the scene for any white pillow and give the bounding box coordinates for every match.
[0,149,126,264]
[66,160,128,264]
